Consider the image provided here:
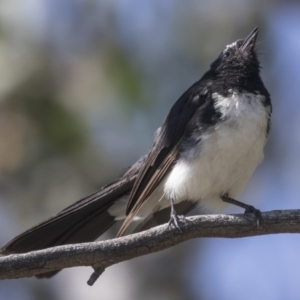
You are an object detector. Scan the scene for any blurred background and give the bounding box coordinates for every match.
[0,0,299,299]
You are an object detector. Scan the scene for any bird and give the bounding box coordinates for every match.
[1,27,271,278]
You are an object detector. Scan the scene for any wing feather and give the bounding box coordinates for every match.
[117,82,208,236]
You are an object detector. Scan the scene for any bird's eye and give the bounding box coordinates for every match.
[224,51,231,58]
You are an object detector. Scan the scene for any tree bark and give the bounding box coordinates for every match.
[0,210,299,285]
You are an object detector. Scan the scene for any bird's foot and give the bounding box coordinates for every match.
[221,195,261,228]
[244,205,261,228]
[168,211,186,232]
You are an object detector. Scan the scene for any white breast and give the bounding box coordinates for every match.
[108,92,270,225]
[163,92,270,213]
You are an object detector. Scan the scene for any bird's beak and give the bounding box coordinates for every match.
[240,27,258,53]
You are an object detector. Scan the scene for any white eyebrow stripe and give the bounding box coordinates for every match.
[224,41,236,51]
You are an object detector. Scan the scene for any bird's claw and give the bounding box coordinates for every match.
[168,212,186,232]
[244,205,261,228]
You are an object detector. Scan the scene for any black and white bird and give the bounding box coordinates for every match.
[1,27,271,277]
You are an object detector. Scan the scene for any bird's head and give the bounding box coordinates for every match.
[208,27,260,86]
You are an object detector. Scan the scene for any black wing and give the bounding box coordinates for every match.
[117,81,209,236]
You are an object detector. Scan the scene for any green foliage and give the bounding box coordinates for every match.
[11,76,86,154]
[27,97,85,153]
[106,46,144,107]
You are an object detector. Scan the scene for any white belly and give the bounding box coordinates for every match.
[109,92,270,220]
[164,92,269,212]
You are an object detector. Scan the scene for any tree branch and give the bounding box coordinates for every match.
[1,209,300,285]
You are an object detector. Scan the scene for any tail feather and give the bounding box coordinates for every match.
[0,178,134,278]
[0,156,147,278]
[1,176,134,255]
